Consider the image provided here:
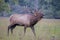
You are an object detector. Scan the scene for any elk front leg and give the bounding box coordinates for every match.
[31,26,36,36]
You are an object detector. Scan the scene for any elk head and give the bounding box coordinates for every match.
[33,9,44,21]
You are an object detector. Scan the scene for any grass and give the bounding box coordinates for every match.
[0,17,60,40]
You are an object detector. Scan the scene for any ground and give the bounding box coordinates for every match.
[0,17,60,40]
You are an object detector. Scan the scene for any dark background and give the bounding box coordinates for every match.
[0,0,60,19]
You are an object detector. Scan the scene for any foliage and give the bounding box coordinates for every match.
[0,0,5,12]
[0,0,60,18]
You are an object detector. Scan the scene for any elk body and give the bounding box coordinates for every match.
[8,10,43,36]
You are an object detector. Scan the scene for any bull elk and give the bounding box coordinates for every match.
[8,10,44,36]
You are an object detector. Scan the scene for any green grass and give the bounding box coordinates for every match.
[0,17,60,40]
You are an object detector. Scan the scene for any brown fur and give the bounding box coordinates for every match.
[8,10,43,36]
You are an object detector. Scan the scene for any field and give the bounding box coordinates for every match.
[0,17,60,40]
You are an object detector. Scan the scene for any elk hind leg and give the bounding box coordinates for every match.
[11,24,16,34]
[8,25,12,35]
[24,27,27,35]
[8,24,16,35]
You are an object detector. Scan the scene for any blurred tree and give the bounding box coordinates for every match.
[0,0,4,12]
[0,0,11,16]
[4,0,9,3]
[0,0,60,18]
[52,0,60,11]
[52,0,60,18]
[18,0,26,6]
